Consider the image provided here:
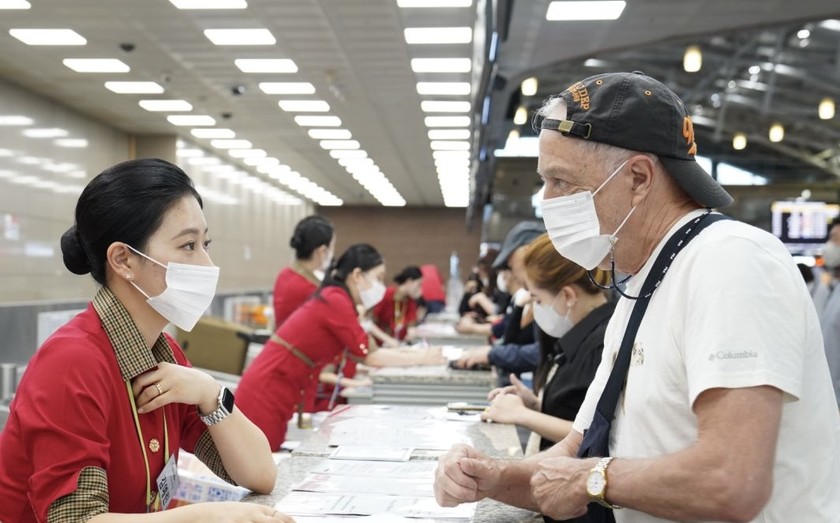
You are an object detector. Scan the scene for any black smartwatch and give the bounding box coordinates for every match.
[199,386,234,426]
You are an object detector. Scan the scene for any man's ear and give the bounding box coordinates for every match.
[627,154,655,206]
[106,242,134,281]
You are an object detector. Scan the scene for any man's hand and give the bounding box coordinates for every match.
[530,456,594,520]
[453,346,491,369]
[434,444,502,507]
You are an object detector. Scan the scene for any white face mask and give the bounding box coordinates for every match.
[127,246,219,332]
[532,294,574,338]
[824,242,840,270]
[359,274,386,310]
[496,272,508,294]
[540,160,635,270]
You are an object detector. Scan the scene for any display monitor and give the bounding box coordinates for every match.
[770,201,840,255]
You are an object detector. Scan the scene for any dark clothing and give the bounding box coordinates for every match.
[499,305,536,346]
[539,302,615,451]
[487,341,540,375]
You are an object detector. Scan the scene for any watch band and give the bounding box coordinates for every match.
[591,457,622,510]
[199,386,233,426]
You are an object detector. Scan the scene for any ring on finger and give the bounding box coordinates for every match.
[155,383,163,396]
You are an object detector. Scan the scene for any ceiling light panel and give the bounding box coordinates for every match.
[169,0,246,8]
[431,140,470,151]
[23,128,68,138]
[9,29,86,45]
[139,99,193,111]
[398,0,471,6]
[319,140,360,150]
[0,116,34,125]
[191,128,235,138]
[545,1,626,21]
[410,58,472,73]
[259,82,316,95]
[63,59,129,73]
[428,129,471,140]
[307,129,352,140]
[204,29,276,46]
[105,81,164,94]
[421,101,471,113]
[234,58,298,73]
[278,100,331,112]
[417,82,471,95]
[404,27,472,44]
[425,116,470,127]
[167,115,216,126]
[0,0,31,8]
[294,115,342,127]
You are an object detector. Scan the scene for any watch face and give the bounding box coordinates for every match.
[220,387,235,412]
[586,471,605,496]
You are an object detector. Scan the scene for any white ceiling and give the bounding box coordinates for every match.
[1,0,839,208]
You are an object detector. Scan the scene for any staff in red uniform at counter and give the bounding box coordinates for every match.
[0,158,289,522]
[237,244,445,449]
[371,265,424,345]
[272,214,335,327]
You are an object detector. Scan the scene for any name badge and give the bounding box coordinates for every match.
[156,454,180,510]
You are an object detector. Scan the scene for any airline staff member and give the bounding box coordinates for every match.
[0,159,288,522]
[371,265,424,344]
[273,214,335,327]
[237,244,445,449]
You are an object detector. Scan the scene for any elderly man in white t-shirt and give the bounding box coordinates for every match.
[433,71,840,523]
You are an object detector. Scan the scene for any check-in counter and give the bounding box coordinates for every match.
[369,365,494,406]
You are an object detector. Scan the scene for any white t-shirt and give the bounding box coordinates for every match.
[573,210,840,523]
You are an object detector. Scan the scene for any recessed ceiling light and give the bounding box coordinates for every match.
[428,129,471,140]
[319,140,361,150]
[105,81,164,94]
[425,116,470,127]
[307,129,352,140]
[514,106,528,125]
[410,58,472,73]
[546,1,626,21]
[294,115,342,127]
[63,58,129,73]
[23,128,68,138]
[211,139,253,149]
[169,0,246,8]
[0,115,34,126]
[204,29,275,46]
[259,82,316,95]
[191,128,235,139]
[431,140,470,151]
[9,28,86,45]
[421,101,471,113]
[398,0,471,6]
[404,27,472,44]
[0,0,31,8]
[167,115,216,126]
[278,100,331,112]
[54,138,88,148]
[139,100,193,112]
[235,58,297,73]
[329,150,368,159]
[520,77,538,96]
[229,148,267,158]
[417,82,471,95]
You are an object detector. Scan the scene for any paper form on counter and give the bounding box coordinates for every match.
[274,492,476,519]
[310,459,436,478]
[292,472,433,497]
[329,445,413,461]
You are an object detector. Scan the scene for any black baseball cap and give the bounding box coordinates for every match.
[492,221,545,269]
[540,71,733,208]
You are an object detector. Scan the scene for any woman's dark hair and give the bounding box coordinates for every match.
[394,266,422,284]
[319,243,383,296]
[60,158,202,285]
[289,215,334,260]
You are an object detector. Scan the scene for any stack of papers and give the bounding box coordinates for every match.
[275,492,475,519]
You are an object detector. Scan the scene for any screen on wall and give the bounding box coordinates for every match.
[771,201,840,255]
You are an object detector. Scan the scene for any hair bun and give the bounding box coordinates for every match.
[60,225,92,275]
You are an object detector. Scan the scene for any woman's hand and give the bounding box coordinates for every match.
[185,502,296,522]
[486,374,538,410]
[131,362,218,414]
[481,393,527,425]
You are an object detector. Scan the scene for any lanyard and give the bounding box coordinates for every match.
[125,381,170,513]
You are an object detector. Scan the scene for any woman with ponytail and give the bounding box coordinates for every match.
[237,244,445,449]
[370,265,424,346]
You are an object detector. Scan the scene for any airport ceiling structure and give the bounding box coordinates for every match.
[0,0,839,210]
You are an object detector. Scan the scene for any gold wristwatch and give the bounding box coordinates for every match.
[586,456,622,509]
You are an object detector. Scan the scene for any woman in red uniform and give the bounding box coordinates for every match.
[237,245,444,449]
[371,265,424,345]
[272,215,334,327]
[0,159,290,522]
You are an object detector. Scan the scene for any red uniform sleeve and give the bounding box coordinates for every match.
[372,287,396,335]
[323,288,369,359]
[274,269,317,327]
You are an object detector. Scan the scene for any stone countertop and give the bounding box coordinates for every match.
[370,365,494,386]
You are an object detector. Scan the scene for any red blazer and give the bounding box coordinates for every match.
[272,264,319,327]
[372,286,418,341]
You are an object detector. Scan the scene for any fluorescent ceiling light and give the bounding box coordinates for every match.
[428,129,471,140]
[63,58,129,73]
[546,1,626,21]
[683,45,702,73]
[191,128,235,139]
[9,29,86,45]
[294,115,342,127]
[404,27,472,44]
[433,150,470,161]
[411,58,472,73]
[204,29,275,46]
[167,115,216,126]
[211,139,253,149]
[425,116,470,127]
[234,58,297,73]
[319,140,360,150]
[819,20,840,32]
[329,150,368,159]
[23,128,68,138]
[417,82,471,95]
[259,82,316,95]
[308,129,352,140]
[169,0,246,8]
[0,0,31,8]
[431,140,470,151]
[229,148,266,158]
[0,115,34,125]
[520,77,538,96]
[278,100,331,112]
[54,138,88,148]
[139,99,193,112]
[105,81,164,94]
[398,0,471,6]
[421,101,471,113]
